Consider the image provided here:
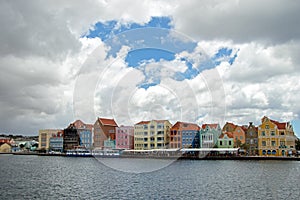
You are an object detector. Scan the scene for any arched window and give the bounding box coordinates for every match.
[272,150,276,155]
[262,150,266,155]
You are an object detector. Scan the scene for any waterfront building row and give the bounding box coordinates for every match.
[37,116,297,156]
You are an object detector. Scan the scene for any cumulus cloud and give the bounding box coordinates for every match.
[1,0,300,136]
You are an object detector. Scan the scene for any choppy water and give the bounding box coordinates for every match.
[0,154,300,199]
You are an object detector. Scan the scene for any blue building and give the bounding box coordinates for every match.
[170,122,200,148]
[49,132,64,152]
[78,129,92,149]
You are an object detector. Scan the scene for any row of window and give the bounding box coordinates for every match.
[219,140,232,146]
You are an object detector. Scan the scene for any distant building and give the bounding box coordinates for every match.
[222,122,246,147]
[63,124,80,151]
[170,122,200,148]
[0,143,11,153]
[134,120,172,150]
[245,122,258,155]
[200,124,222,148]
[38,129,62,151]
[72,120,93,150]
[115,126,134,149]
[218,132,234,148]
[258,116,296,156]
[93,118,118,149]
[49,131,63,152]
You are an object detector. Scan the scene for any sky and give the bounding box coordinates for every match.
[0,0,300,136]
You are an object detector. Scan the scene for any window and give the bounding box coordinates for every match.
[271,131,275,136]
[220,141,223,146]
[229,141,232,145]
[280,132,285,136]
[262,141,266,146]
[261,131,265,136]
[271,141,276,146]
[265,125,269,129]
[240,136,243,140]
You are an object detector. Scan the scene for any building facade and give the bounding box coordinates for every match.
[245,122,258,155]
[93,118,118,149]
[258,116,296,156]
[217,132,234,148]
[222,122,246,147]
[38,129,62,151]
[200,124,222,148]
[134,120,172,150]
[72,120,93,149]
[170,122,200,149]
[49,131,63,152]
[63,124,80,151]
[115,126,134,149]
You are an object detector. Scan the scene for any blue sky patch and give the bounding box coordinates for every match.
[84,16,172,40]
[125,48,175,68]
[212,47,238,66]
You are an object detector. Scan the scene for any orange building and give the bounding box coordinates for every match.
[222,122,246,147]
[93,118,118,149]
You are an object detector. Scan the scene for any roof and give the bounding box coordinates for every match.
[98,118,118,127]
[171,121,200,131]
[202,124,219,129]
[219,132,234,139]
[271,120,287,129]
[135,121,150,125]
[135,120,170,125]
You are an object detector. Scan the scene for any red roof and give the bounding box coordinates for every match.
[171,121,200,131]
[98,118,118,127]
[135,120,169,125]
[135,121,150,125]
[202,124,219,129]
[268,118,287,129]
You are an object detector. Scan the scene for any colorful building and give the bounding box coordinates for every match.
[217,132,234,148]
[72,120,93,149]
[134,120,172,150]
[258,116,296,156]
[170,121,200,148]
[0,143,11,153]
[222,122,246,147]
[116,125,134,149]
[200,124,222,148]
[245,122,258,155]
[63,123,80,151]
[38,129,62,151]
[49,131,63,152]
[93,118,118,149]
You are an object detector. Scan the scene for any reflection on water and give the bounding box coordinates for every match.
[0,155,299,199]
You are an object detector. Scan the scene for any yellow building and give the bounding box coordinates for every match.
[0,143,11,153]
[258,116,296,156]
[134,120,172,150]
[38,129,62,151]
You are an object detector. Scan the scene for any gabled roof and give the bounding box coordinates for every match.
[270,120,287,129]
[202,124,219,129]
[219,132,234,139]
[263,116,288,130]
[171,121,200,131]
[98,118,118,127]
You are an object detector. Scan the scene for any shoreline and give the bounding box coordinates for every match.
[2,152,300,161]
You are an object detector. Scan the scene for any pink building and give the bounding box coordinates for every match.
[115,125,134,149]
